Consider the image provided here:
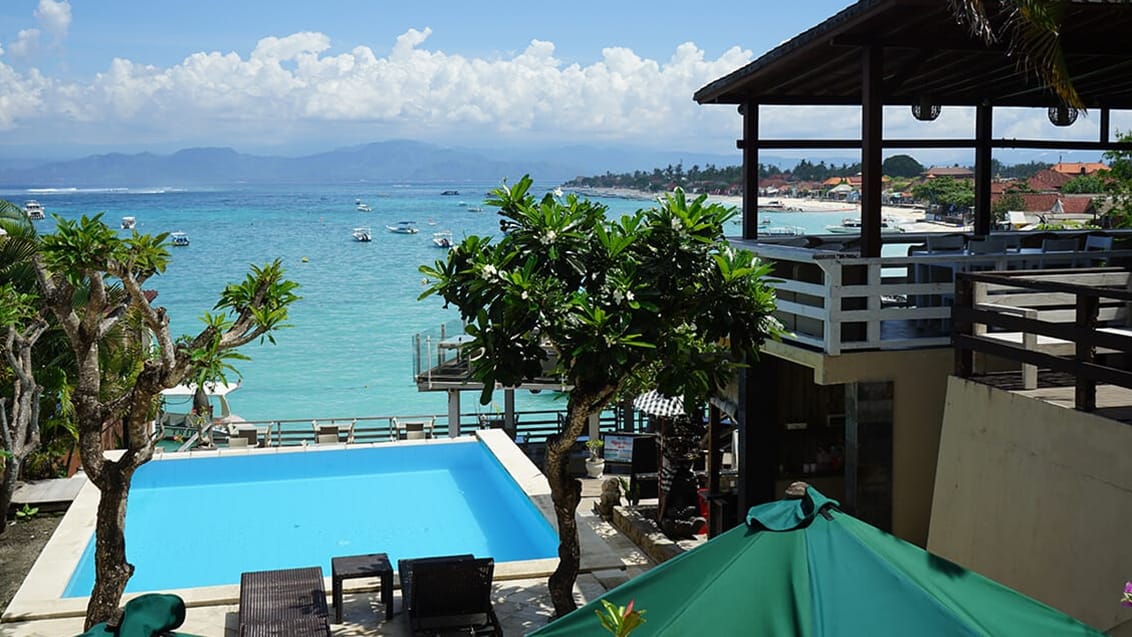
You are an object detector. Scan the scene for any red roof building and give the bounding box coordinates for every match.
[1051,162,1108,176]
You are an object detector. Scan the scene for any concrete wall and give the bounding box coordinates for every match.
[928,377,1132,631]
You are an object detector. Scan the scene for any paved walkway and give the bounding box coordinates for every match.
[2,478,655,636]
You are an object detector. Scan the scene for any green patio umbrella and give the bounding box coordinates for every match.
[530,487,1103,636]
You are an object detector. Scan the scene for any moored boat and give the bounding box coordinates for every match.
[825,217,904,234]
[170,231,190,246]
[24,200,45,220]
[432,231,454,248]
[356,202,373,212]
[387,220,419,234]
[353,226,372,242]
[121,216,136,230]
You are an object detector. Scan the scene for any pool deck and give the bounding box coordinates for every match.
[2,431,661,634]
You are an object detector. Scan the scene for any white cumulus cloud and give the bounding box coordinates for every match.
[35,0,72,39]
[7,29,41,58]
[0,28,760,150]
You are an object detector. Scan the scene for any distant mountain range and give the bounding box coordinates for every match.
[0,140,759,188]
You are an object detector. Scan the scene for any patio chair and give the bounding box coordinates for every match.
[1039,237,1079,268]
[239,566,331,637]
[77,593,201,637]
[1080,234,1114,266]
[397,555,501,636]
[393,417,434,440]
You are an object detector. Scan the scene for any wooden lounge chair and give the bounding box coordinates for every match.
[239,566,330,637]
[397,555,501,636]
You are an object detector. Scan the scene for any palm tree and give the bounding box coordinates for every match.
[949,0,1083,108]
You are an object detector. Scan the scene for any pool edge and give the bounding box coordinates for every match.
[4,432,623,621]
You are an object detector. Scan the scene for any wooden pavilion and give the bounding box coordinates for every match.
[695,0,1132,257]
[692,0,1132,536]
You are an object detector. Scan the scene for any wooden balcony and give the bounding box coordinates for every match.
[953,268,1132,419]
[736,232,1132,356]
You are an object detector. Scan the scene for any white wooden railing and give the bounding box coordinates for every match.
[736,238,1132,356]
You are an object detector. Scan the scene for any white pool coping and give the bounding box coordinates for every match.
[3,429,622,621]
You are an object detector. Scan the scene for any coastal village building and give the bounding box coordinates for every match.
[694,0,1132,631]
[1052,161,1109,176]
[922,166,974,179]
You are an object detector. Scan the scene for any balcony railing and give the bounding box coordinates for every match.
[953,268,1132,412]
[737,233,1132,356]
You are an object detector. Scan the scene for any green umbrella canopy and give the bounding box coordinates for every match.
[529,488,1103,637]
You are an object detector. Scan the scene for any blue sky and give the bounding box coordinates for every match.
[0,1,1119,164]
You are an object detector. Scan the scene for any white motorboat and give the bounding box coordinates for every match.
[121,216,136,230]
[825,217,904,234]
[387,221,419,234]
[352,226,372,242]
[24,200,45,220]
[356,202,373,212]
[759,225,806,237]
[432,231,454,248]
[170,231,190,246]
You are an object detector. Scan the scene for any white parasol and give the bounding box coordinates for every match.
[633,390,687,418]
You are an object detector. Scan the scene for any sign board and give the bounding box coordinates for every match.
[603,434,635,464]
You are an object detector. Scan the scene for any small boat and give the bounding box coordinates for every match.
[825,217,904,234]
[121,216,136,230]
[759,225,807,237]
[170,231,190,246]
[352,226,372,242]
[467,206,483,213]
[432,231,454,249]
[356,202,373,212]
[24,200,45,220]
[441,190,460,196]
[387,221,420,234]
[760,199,786,210]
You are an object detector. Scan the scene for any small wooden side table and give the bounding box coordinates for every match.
[331,553,393,623]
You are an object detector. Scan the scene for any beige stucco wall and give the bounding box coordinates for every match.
[764,342,953,545]
[928,376,1132,631]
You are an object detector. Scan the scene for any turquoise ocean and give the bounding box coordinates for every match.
[1,183,856,423]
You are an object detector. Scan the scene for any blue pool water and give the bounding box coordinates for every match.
[63,441,558,596]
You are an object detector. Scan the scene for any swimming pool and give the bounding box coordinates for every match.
[63,439,558,596]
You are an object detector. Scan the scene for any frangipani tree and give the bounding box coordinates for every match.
[33,214,300,627]
[421,176,778,615]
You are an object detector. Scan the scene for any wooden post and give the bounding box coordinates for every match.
[741,103,760,240]
[504,388,515,431]
[954,274,974,378]
[974,101,993,237]
[860,46,883,258]
[1075,294,1098,411]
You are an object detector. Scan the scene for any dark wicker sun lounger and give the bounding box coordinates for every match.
[397,554,502,636]
[239,566,331,637]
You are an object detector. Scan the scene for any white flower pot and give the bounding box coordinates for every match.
[585,458,605,478]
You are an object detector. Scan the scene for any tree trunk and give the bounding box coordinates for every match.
[544,384,615,617]
[0,455,20,533]
[84,467,136,629]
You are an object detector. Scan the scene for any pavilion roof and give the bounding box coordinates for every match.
[695,0,1132,109]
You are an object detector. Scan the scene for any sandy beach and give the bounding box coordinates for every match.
[569,186,948,233]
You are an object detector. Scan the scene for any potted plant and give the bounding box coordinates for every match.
[585,439,605,478]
